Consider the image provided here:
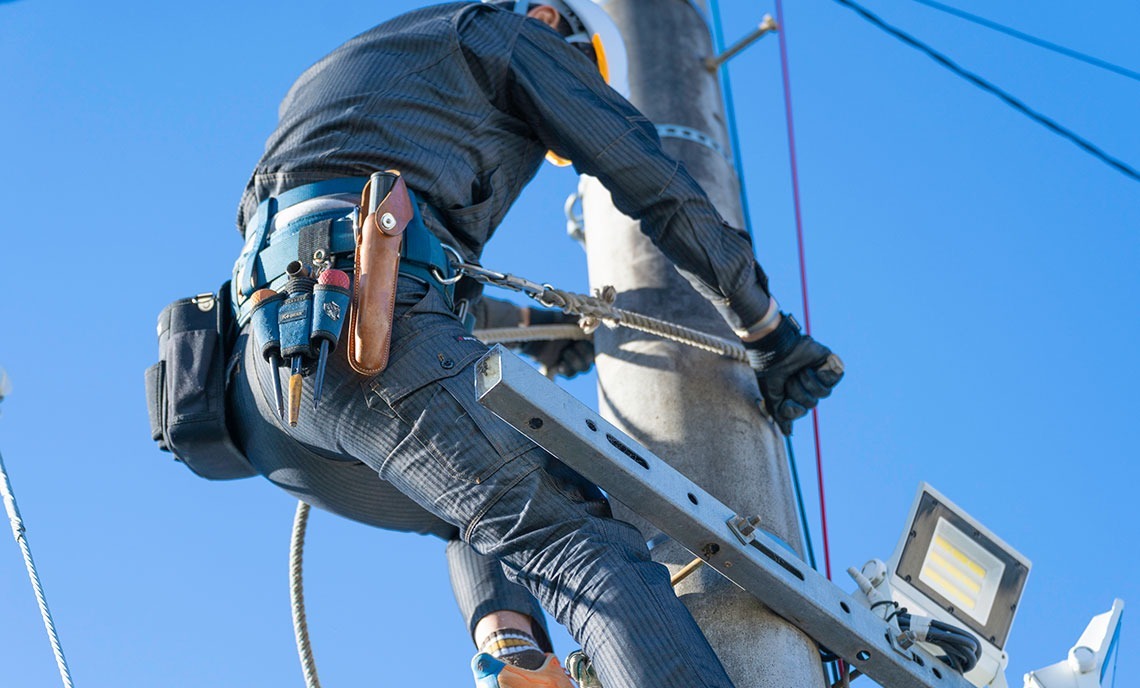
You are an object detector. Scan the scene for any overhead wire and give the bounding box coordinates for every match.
[708,0,826,584]
[773,0,836,584]
[772,3,841,682]
[906,0,1140,83]
[708,0,754,237]
[827,0,1140,183]
[706,0,823,581]
[784,436,818,571]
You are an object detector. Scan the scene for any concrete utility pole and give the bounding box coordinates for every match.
[580,1,826,686]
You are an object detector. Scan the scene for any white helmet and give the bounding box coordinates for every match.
[493,1,629,165]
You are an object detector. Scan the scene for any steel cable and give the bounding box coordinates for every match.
[0,450,76,688]
[907,0,1140,83]
[829,0,1140,183]
[290,501,321,688]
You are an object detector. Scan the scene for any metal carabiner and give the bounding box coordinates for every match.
[536,283,563,308]
[431,244,466,285]
[501,274,548,297]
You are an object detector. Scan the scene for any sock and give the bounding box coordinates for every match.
[479,628,547,670]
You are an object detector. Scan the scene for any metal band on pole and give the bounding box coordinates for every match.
[655,124,734,164]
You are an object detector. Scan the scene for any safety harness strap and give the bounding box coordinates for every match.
[235,178,372,301]
[234,186,457,327]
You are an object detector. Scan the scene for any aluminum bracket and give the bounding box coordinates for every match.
[474,346,973,688]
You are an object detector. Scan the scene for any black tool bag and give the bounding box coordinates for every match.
[145,281,256,480]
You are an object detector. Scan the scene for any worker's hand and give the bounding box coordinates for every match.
[517,308,595,379]
[743,314,843,435]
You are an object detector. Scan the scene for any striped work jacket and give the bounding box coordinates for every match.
[238,1,770,331]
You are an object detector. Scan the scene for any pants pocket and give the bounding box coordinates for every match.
[438,371,535,478]
[383,369,535,486]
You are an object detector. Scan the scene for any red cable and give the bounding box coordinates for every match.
[774,11,848,684]
[773,0,834,583]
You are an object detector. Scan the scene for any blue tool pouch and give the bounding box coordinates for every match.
[278,289,315,361]
[145,281,257,480]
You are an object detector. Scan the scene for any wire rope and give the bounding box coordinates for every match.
[773,5,842,681]
[828,0,1140,183]
[0,449,76,688]
[290,501,321,688]
[906,0,1140,83]
[774,0,836,586]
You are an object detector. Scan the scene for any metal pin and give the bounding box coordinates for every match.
[671,557,707,586]
[704,14,779,71]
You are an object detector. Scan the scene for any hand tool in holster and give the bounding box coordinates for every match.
[278,261,317,426]
[347,170,414,375]
[310,268,351,407]
[248,288,287,419]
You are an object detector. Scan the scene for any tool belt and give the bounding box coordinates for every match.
[232,174,457,328]
[148,171,461,480]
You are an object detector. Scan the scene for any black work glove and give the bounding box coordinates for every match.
[743,314,844,435]
[517,308,595,379]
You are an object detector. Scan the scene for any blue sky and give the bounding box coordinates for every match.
[0,1,1136,686]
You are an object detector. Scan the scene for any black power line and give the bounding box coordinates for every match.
[828,0,1140,183]
[907,0,1140,83]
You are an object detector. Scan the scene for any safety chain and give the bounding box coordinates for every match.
[438,253,749,363]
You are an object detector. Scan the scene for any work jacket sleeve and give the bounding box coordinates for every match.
[502,16,772,334]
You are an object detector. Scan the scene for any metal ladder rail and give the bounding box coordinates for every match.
[474,346,971,688]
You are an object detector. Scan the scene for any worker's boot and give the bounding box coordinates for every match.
[564,650,603,688]
[472,652,576,688]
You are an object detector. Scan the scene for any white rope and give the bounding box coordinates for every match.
[0,450,76,688]
[473,324,588,344]
[290,501,321,688]
[538,285,748,363]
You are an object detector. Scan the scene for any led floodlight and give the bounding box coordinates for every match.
[889,484,1031,688]
[919,517,1007,627]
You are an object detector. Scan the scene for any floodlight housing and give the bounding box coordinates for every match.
[888,484,1031,688]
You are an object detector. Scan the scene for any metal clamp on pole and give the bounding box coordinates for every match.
[704,14,779,71]
[656,124,734,165]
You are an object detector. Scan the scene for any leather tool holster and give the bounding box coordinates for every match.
[347,171,414,375]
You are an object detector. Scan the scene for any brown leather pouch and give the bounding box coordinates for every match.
[347,171,414,375]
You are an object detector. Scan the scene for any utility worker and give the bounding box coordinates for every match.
[227,2,843,688]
